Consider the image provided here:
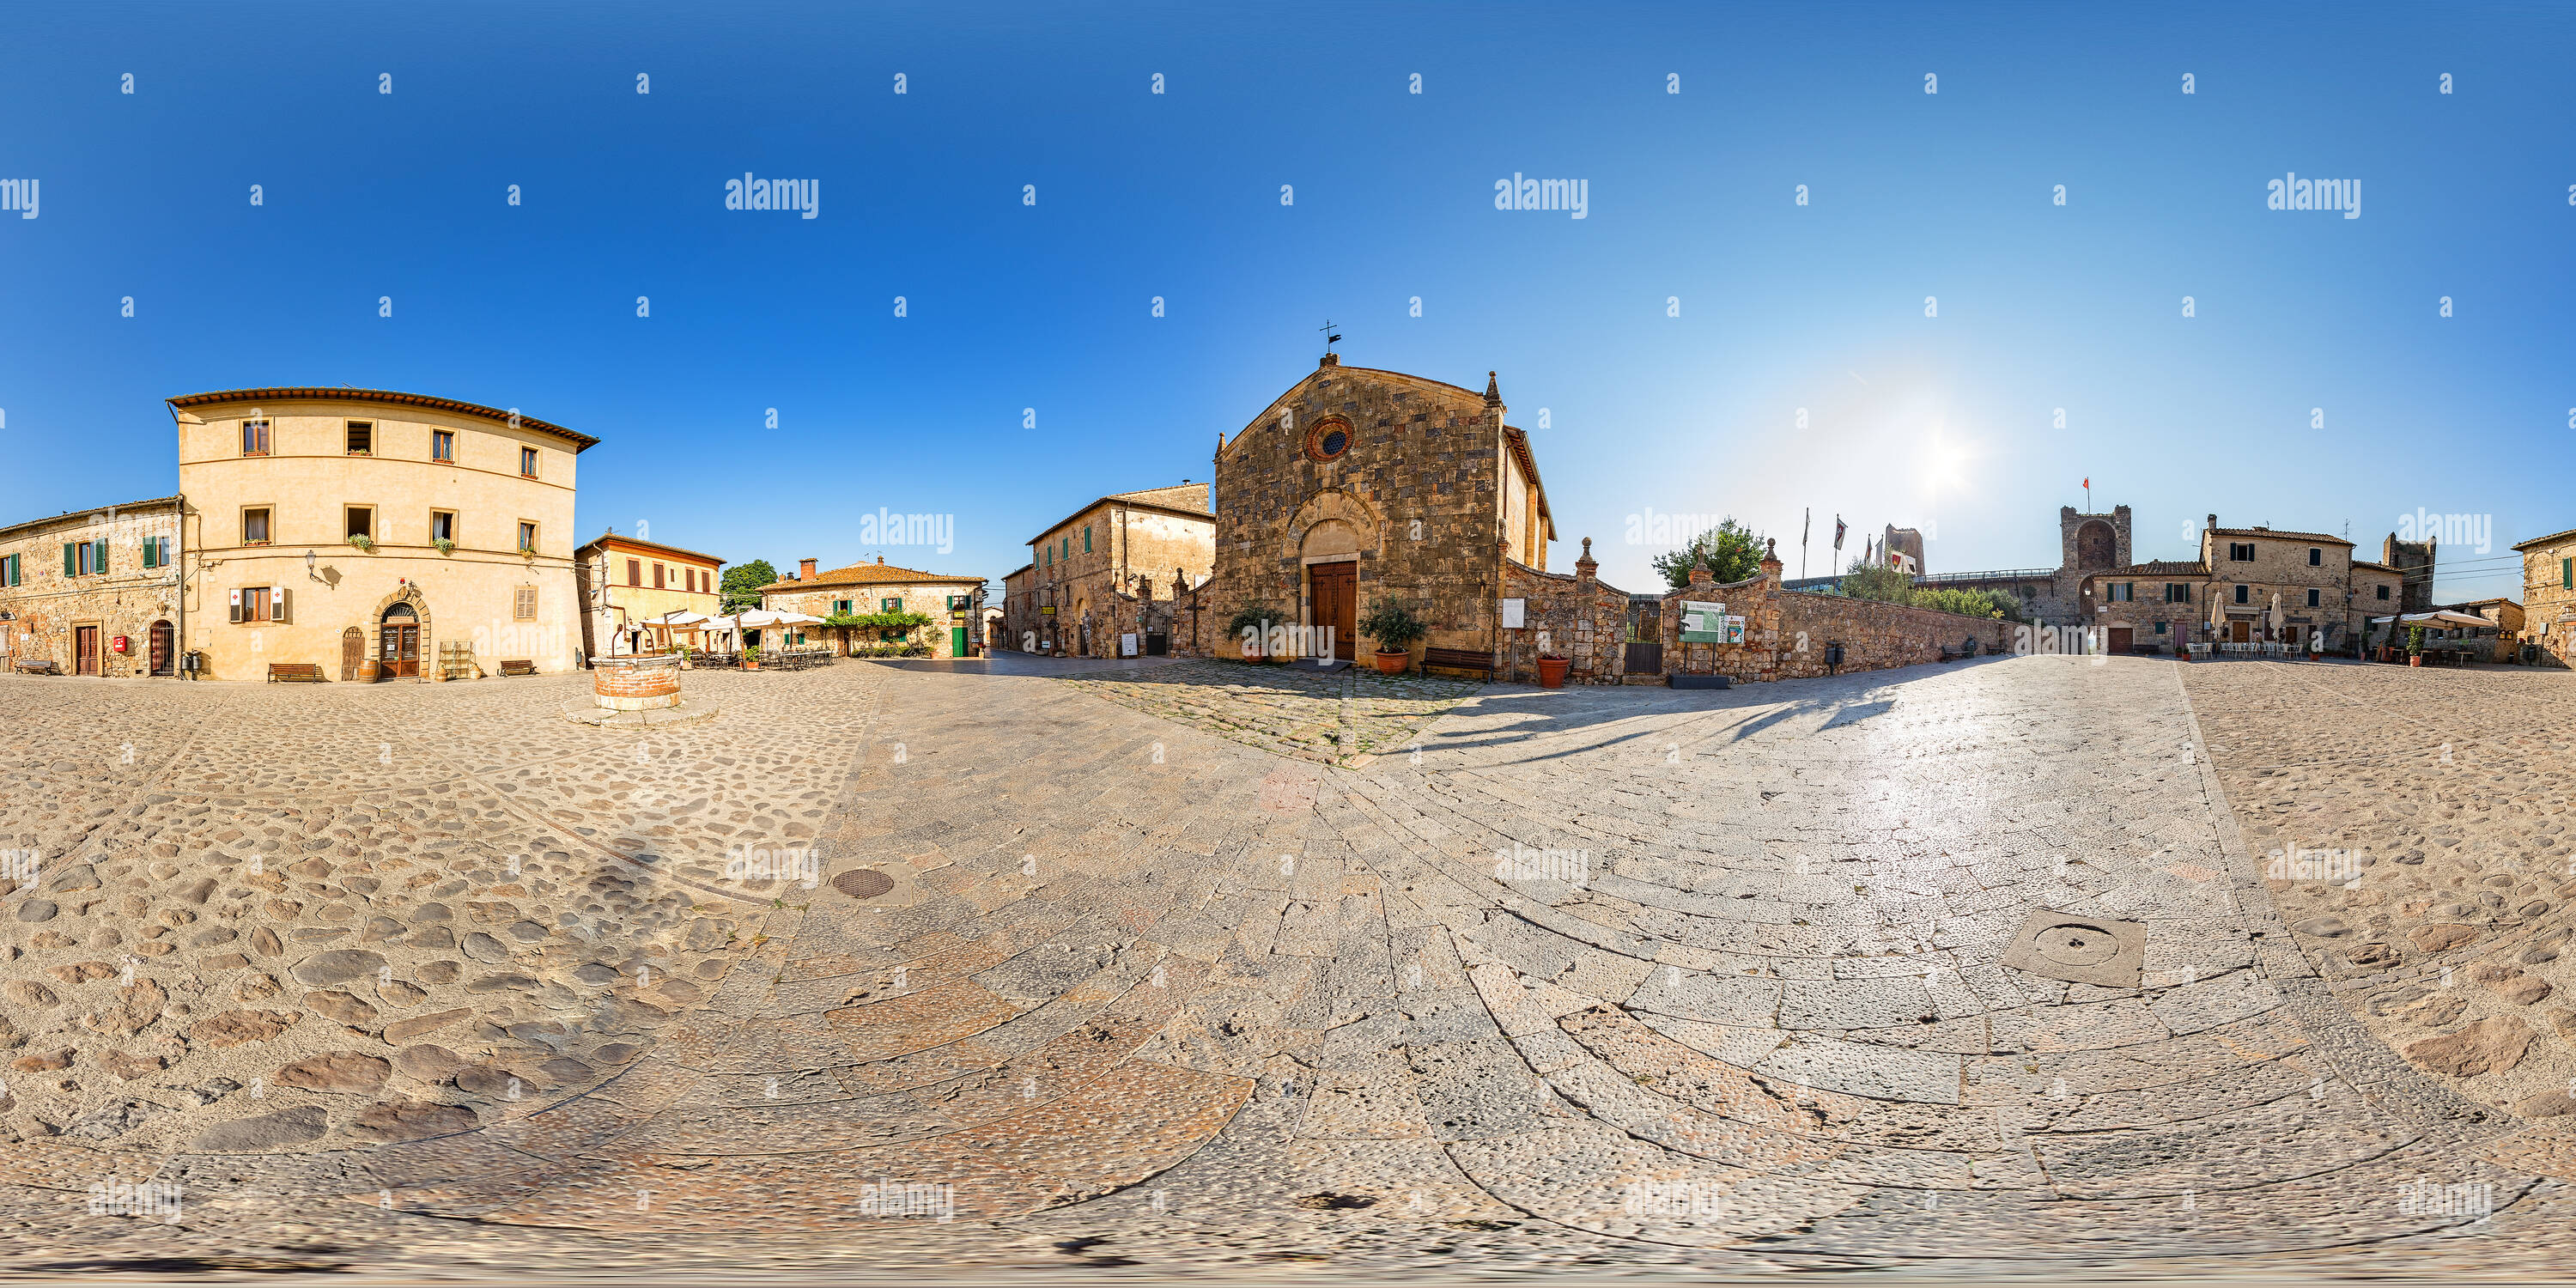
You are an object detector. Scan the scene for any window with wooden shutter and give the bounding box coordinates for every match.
[626,558,641,586]
[2564,558,2572,590]
[63,543,75,577]
[1083,526,1091,553]
[94,540,106,574]
[273,586,289,623]
[229,588,244,623]
[515,586,537,620]
[882,598,900,612]
[653,563,665,589]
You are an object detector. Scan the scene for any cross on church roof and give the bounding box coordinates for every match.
[1319,319,1340,350]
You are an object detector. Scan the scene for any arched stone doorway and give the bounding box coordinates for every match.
[365,585,433,681]
[1300,519,1363,661]
[149,620,175,677]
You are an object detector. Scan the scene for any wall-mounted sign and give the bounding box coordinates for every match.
[1500,598,1526,629]
[1041,605,1056,616]
[1121,633,1139,657]
[1724,614,1746,644]
[1679,600,1727,642]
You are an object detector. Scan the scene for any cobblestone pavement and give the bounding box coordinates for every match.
[1060,659,1480,766]
[3,655,2575,1281]
[2183,659,2576,1154]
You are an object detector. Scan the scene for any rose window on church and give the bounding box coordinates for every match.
[1306,416,1353,463]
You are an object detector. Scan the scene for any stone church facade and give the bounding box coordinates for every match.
[1202,355,1555,668]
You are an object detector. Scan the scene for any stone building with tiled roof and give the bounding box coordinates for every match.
[760,556,986,659]
[2076,559,2211,654]
[1015,482,1214,658]
[2513,526,2576,666]
[2196,516,2386,650]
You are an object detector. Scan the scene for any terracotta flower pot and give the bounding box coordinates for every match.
[1373,649,1409,676]
[2408,655,2421,666]
[1536,656,1570,688]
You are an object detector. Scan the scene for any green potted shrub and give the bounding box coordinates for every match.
[432,537,455,556]
[742,643,763,671]
[1227,605,1282,663]
[1358,596,1428,675]
[345,533,374,554]
[2407,624,2424,667]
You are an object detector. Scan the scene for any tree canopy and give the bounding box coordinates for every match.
[720,560,778,613]
[1651,518,1769,591]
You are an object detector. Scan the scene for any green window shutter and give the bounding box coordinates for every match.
[94,540,106,574]
[141,539,155,569]
[64,543,76,577]
[2564,558,2572,590]
[882,597,899,612]
[1083,526,1091,553]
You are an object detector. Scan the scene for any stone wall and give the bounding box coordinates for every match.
[2520,538,2576,666]
[1656,543,2012,684]
[762,578,977,659]
[1498,542,1631,684]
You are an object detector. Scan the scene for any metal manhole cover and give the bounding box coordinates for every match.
[2032,922,2121,968]
[2000,909,2146,987]
[830,870,894,899]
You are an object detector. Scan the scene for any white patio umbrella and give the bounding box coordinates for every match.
[2268,592,2283,642]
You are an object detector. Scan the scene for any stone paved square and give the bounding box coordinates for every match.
[5,653,2576,1280]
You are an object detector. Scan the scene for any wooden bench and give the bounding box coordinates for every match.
[266,663,325,683]
[1420,647,1495,679]
[12,659,60,676]
[498,659,537,677]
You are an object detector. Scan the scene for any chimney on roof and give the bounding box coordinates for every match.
[877,555,886,564]
[799,558,817,580]
[2206,513,2217,532]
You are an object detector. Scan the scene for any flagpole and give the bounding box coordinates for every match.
[1801,507,1809,580]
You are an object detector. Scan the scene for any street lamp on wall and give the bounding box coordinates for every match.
[305,550,318,582]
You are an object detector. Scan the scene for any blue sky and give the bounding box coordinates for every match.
[3,1,2568,600]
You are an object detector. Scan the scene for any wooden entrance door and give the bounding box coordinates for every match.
[75,626,100,676]
[380,623,420,677]
[149,621,174,676]
[341,627,365,681]
[1309,562,1358,660]
[2230,620,2251,644]
[2106,627,2132,654]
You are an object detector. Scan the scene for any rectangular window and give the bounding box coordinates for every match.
[1083,526,1091,553]
[432,429,455,462]
[514,586,537,619]
[430,510,456,543]
[834,598,853,615]
[346,421,373,454]
[2306,588,2320,607]
[2165,583,2191,603]
[1,553,15,586]
[2376,584,2390,600]
[244,507,271,545]
[520,447,539,477]
[948,594,969,610]
[240,419,270,455]
[882,598,900,612]
[653,563,665,589]
[2307,547,2322,567]
[2108,582,2133,603]
[2234,584,2250,605]
[2228,543,2255,562]
[2564,557,2572,590]
[232,586,280,623]
[2155,621,2168,634]
[345,507,373,540]
[518,521,538,553]
[626,558,641,586]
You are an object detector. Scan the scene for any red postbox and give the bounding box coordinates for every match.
[111,635,130,654]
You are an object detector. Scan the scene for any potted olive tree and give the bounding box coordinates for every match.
[1358,596,1427,676]
[2407,624,2424,667]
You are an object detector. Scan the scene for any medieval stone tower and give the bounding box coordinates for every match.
[2383,532,2436,613]
[2030,504,2132,625]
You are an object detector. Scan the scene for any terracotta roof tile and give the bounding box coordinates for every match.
[757,559,983,592]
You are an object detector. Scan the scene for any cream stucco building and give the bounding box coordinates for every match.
[168,387,596,680]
